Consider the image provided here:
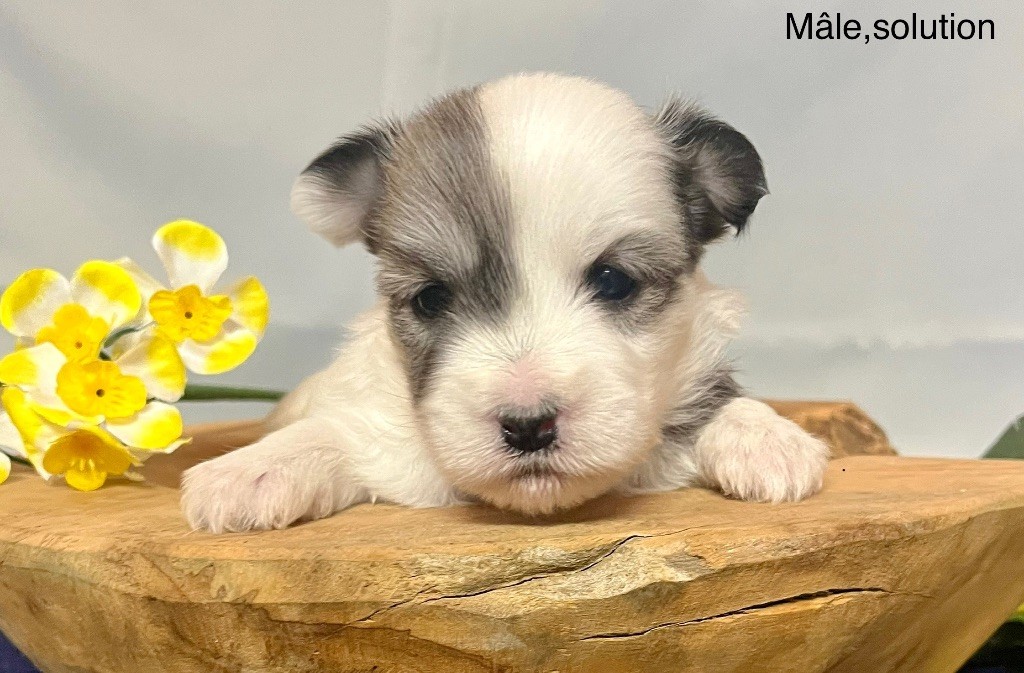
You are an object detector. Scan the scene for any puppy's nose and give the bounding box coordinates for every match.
[499,412,558,453]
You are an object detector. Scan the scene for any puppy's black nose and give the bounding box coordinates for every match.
[500,412,558,453]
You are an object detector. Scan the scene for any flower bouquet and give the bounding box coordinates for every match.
[0,220,277,490]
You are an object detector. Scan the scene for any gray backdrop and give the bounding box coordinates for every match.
[1,1,1022,457]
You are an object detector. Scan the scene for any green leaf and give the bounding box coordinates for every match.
[983,414,1024,459]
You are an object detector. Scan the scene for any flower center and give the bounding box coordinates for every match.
[56,360,147,419]
[35,304,109,363]
[148,285,232,343]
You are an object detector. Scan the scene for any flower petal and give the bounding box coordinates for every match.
[178,322,257,375]
[0,409,26,459]
[106,401,184,450]
[129,439,189,464]
[3,387,47,449]
[64,465,108,491]
[29,402,103,429]
[112,257,166,322]
[227,276,269,338]
[1,387,57,477]
[0,344,97,427]
[0,269,72,338]
[114,332,187,402]
[0,347,44,388]
[70,260,142,330]
[153,220,228,292]
[0,343,67,406]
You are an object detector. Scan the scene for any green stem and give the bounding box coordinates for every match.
[181,384,285,402]
[103,324,145,350]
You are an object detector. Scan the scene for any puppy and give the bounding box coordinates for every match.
[181,73,829,533]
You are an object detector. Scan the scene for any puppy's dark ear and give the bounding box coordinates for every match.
[290,123,398,247]
[655,99,767,243]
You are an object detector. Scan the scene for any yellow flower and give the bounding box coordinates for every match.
[116,220,269,375]
[1,266,189,408]
[55,360,147,419]
[0,261,142,361]
[149,285,233,343]
[0,344,188,489]
[34,304,110,363]
[41,426,137,492]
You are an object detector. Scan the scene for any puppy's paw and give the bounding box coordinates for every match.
[695,398,829,503]
[180,443,336,534]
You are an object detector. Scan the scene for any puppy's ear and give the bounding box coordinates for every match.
[655,99,767,243]
[290,123,398,247]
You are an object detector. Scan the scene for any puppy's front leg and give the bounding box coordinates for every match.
[694,397,829,502]
[181,418,366,533]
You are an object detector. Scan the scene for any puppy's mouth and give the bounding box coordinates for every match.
[510,460,562,480]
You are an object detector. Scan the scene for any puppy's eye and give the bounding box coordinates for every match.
[588,264,637,302]
[411,282,452,319]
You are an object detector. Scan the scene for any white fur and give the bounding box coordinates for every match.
[183,307,459,534]
[181,74,829,532]
[290,169,376,247]
[623,272,747,494]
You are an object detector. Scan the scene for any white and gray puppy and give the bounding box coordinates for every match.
[181,73,829,533]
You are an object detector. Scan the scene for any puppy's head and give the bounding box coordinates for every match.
[292,73,765,514]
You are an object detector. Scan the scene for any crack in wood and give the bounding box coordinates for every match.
[578,587,896,640]
[414,528,698,607]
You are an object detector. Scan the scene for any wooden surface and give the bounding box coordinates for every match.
[764,400,896,457]
[1,404,1022,673]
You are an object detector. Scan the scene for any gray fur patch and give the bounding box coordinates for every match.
[368,87,516,401]
[592,230,689,330]
[661,367,742,445]
[654,99,768,267]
